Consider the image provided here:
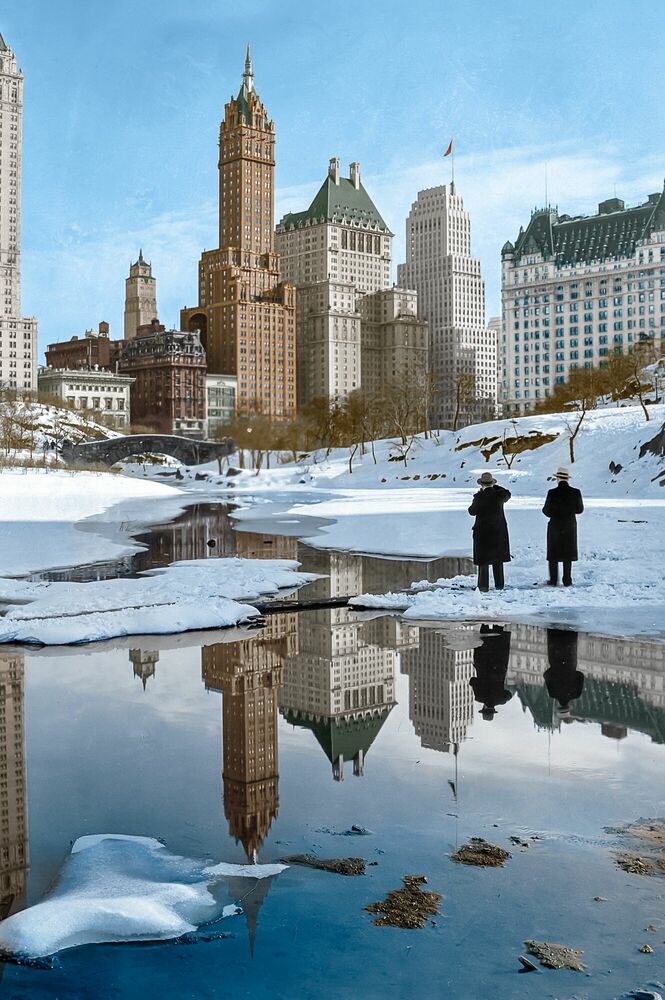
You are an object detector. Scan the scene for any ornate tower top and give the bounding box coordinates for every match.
[242,43,254,95]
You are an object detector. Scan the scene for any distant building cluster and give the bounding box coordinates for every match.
[2,32,663,433]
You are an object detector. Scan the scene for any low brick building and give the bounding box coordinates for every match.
[45,322,123,371]
[118,320,207,437]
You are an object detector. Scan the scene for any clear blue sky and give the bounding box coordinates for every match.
[6,0,665,356]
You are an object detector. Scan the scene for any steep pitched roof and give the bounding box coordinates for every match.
[278,175,392,233]
[0,33,8,51]
[282,706,393,763]
[509,187,665,266]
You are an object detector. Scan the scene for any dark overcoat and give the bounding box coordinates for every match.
[544,628,584,707]
[470,625,513,709]
[542,482,584,561]
[468,485,511,565]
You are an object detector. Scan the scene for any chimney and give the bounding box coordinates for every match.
[349,162,360,190]
[328,157,340,185]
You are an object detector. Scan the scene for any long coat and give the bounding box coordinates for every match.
[542,482,584,561]
[544,628,584,707]
[470,625,513,710]
[468,485,512,565]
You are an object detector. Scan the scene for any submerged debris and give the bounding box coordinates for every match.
[451,838,510,868]
[612,819,665,849]
[281,854,366,876]
[639,944,654,954]
[616,853,654,876]
[524,939,585,971]
[365,875,441,929]
[517,955,538,973]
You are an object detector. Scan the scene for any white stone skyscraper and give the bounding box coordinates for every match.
[398,184,497,428]
[0,33,37,391]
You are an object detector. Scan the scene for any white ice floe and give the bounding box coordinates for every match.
[0,835,287,960]
[0,558,316,645]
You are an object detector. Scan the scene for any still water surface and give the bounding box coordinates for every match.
[2,503,665,998]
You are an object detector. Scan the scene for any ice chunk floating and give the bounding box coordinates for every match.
[0,834,287,960]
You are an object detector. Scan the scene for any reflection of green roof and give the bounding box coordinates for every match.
[515,678,665,744]
[282,706,393,763]
[507,188,665,266]
[278,176,392,234]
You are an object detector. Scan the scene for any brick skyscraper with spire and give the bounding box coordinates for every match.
[182,48,296,420]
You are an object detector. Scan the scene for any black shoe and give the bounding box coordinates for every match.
[476,587,489,593]
[563,580,573,587]
[546,581,557,587]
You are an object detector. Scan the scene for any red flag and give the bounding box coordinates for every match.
[444,137,454,157]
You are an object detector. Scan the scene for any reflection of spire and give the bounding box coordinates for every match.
[0,654,28,919]
[129,648,159,690]
[226,874,275,958]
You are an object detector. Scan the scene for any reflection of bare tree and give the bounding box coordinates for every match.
[0,654,28,920]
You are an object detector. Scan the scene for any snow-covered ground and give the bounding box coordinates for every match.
[0,557,315,645]
[0,469,188,576]
[148,404,665,637]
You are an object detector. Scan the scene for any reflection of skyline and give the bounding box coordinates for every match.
[278,547,401,781]
[0,653,28,920]
[130,648,159,689]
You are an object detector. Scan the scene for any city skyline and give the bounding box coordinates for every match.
[4,1,664,359]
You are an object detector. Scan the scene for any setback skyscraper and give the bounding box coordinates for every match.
[398,183,497,428]
[0,34,37,391]
[181,48,296,420]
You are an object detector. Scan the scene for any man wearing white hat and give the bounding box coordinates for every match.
[542,468,584,586]
[468,471,512,592]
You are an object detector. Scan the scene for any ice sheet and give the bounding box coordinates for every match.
[0,834,287,959]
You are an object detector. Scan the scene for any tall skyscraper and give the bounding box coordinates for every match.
[124,250,158,340]
[398,184,497,428]
[0,653,28,919]
[500,188,665,415]
[401,628,476,752]
[181,48,296,420]
[0,34,37,391]
[277,159,428,406]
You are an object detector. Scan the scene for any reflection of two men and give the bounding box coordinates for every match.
[469,625,584,722]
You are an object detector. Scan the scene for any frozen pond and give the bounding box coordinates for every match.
[2,503,665,997]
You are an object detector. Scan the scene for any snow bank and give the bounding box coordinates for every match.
[0,558,316,645]
[0,469,182,576]
[0,835,286,960]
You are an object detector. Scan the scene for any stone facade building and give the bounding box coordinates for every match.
[124,251,158,341]
[276,158,420,406]
[500,188,665,414]
[398,183,497,429]
[181,49,296,420]
[38,366,133,430]
[118,319,206,437]
[358,287,428,398]
[0,34,37,392]
[206,373,237,438]
[45,321,117,371]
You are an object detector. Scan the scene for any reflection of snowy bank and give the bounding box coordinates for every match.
[0,559,316,645]
[0,835,286,960]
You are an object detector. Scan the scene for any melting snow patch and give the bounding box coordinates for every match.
[0,835,287,960]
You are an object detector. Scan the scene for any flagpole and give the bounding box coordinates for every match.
[451,145,455,192]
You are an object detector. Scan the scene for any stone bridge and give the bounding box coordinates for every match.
[61,434,235,467]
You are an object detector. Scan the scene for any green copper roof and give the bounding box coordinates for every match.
[278,175,392,234]
[236,84,252,124]
[281,706,394,763]
[506,186,665,266]
[0,33,7,51]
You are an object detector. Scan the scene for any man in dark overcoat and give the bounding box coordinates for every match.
[542,467,584,586]
[544,628,584,716]
[470,624,513,720]
[468,471,512,592]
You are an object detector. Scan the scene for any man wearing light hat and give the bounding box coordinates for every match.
[467,471,512,592]
[542,467,584,586]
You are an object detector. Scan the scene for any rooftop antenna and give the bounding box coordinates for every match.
[544,161,548,208]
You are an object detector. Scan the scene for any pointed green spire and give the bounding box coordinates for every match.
[0,33,8,52]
